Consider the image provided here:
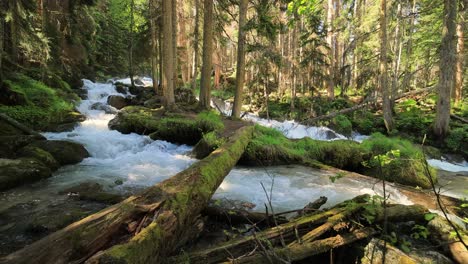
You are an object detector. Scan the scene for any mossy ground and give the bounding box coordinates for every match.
[0,74,79,130]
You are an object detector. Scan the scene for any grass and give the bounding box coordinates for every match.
[0,74,78,130]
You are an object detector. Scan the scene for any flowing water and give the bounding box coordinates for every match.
[0,80,466,255]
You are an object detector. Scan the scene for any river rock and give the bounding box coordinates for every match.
[0,158,52,191]
[16,145,60,170]
[0,120,26,136]
[107,95,128,109]
[91,102,118,114]
[0,135,45,158]
[115,84,128,94]
[143,97,162,109]
[27,140,90,165]
[59,182,123,204]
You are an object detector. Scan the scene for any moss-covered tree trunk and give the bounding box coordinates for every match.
[1,126,254,264]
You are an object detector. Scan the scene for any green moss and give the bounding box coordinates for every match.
[361,133,437,188]
[330,115,353,137]
[0,75,77,130]
[445,127,468,160]
[17,145,60,170]
[195,110,224,133]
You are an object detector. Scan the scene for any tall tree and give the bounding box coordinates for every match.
[129,0,135,87]
[453,0,465,103]
[172,0,178,89]
[192,0,200,90]
[199,0,214,109]
[232,0,248,118]
[434,0,457,138]
[149,0,159,93]
[0,5,4,84]
[379,0,394,132]
[162,0,176,107]
[326,0,335,99]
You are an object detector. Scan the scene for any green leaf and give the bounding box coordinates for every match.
[424,213,437,221]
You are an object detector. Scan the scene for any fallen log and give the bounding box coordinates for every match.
[0,113,45,139]
[451,114,468,124]
[304,86,435,124]
[224,227,377,264]
[1,126,254,264]
[296,196,327,217]
[166,196,370,264]
[203,206,288,226]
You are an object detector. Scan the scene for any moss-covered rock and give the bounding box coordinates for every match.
[16,145,60,170]
[0,158,52,191]
[242,126,435,188]
[149,118,201,145]
[361,133,437,188]
[0,135,45,158]
[192,132,226,159]
[0,120,26,136]
[28,140,90,165]
[330,114,353,137]
[108,106,164,134]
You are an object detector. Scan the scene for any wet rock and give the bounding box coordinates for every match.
[28,140,90,165]
[325,130,339,140]
[16,145,60,170]
[128,85,143,95]
[115,84,128,94]
[0,158,52,191]
[46,122,78,133]
[107,95,129,110]
[134,78,145,86]
[90,102,118,114]
[0,120,27,136]
[59,182,123,204]
[175,87,197,104]
[0,135,45,158]
[143,97,163,109]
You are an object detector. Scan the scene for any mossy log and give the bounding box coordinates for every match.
[224,227,377,264]
[0,113,45,139]
[167,196,370,264]
[203,206,288,226]
[1,126,254,264]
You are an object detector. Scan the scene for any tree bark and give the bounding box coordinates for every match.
[199,0,214,109]
[162,0,176,107]
[172,0,178,89]
[150,0,158,92]
[453,0,465,103]
[231,0,248,118]
[434,0,457,138]
[327,0,335,99]
[192,0,200,90]
[1,126,254,264]
[129,0,135,87]
[0,7,4,84]
[379,0,394,132]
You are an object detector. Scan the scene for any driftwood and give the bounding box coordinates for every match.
[1,126,254,264]
[304,86,435,124]
[0,113,45,139]
[296,196,327,217]
[203,206,288,226]
[224,228,377,264]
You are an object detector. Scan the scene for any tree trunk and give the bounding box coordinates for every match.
[232,0,248,118]
[453,0,465,103]
[0,8,4,84]
[172,0,178,89]
[402,0,417,92]
[327,0,335,99]
[379,0,394,132]
[150,0,158,92]
[129,0,135,87]
[434,0,457,138]
[162,0,175,107]
[191,0,200,90]
[2,126,254,264]
[199,0,214,109]
[391,2,403,106]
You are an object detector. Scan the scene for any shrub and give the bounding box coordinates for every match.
[331,115,353,137]
[445,127,468,159]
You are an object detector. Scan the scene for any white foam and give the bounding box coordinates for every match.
[427,159,468,172]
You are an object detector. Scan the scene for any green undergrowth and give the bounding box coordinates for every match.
[0,74,78,130]
[242,125,436,188]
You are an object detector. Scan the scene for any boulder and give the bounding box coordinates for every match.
[0,135,45,158]
[143,97,163,109]
[115,84,128,94]
[0,158,52,191]
[107,95,128,110]
[59,182,123,204]
[90,102,118,114]
[28,140,90,165]
[16,145,60,170]
[0,120,26,136]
